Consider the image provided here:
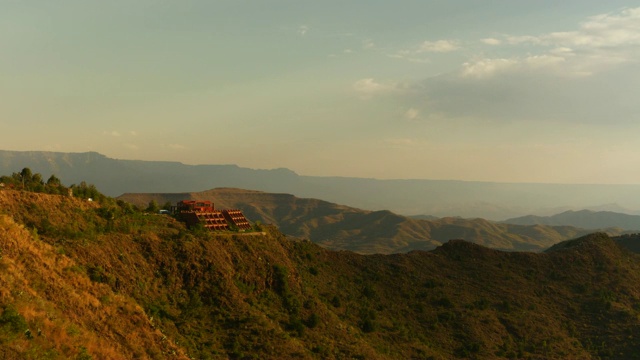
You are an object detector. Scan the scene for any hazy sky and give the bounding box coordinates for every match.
[3,1,640,183]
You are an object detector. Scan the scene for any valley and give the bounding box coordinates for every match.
[119,188,625,254]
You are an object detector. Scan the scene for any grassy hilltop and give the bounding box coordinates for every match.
[1,189,640,359]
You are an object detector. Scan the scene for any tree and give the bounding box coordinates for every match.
[31,173,43,185]
[20,168,32,182]
[46,175,61,186]
[19,168,32,189]
[1,170,68,195]
[146,200,160,213]
[70,181,105,202]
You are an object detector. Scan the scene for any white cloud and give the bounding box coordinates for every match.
[298,25,309,36]
[413,52,640,126]
[388,53,430,64]
[353,7,640,128]
[353,78,397,98]
[460,7,640,80]
[523,54,566,69]
[506,35,542,45]
[418,40,460,53]
[550,47,574,55]
[103,131,121,137]
[460,58,519,78]
[552,7,640,48]
[392,39,458,63]
[481,38,501,46]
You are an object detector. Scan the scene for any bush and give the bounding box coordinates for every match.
[434,297,454,308]
[330,295,341,308]
[76,346,93,360]
[287,316,305,336]
[360,318,376,333]
[474,298,490,310]
[359,308,376,333]
[272,265,289,295]
[362,284,376,299]
[0,306,27,334]
[305,313,320,328]
[146,200,160,213]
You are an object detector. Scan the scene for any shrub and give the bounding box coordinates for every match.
[272,265,289,295]
[76,346,93,360]
[360,318,376,333]
[305,313,320,328]
[0,306,27,334]
[474,298,490,310]
[434,296,454,308]
[287,316,305,336]
[362,284,376,299]
[359,308,376,333]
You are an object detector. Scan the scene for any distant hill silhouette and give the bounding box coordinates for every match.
[407,214,440,220]
[118,188,622,254]
[503,209,640,231]
[4,149,640,220]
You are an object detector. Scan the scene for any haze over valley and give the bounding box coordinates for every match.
[3,150,640,222]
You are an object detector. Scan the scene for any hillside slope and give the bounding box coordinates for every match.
[118,188,615,254]
[3,189,640,358]
[0,192,186,359]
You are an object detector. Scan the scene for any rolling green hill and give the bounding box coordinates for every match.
[118,188,619,254]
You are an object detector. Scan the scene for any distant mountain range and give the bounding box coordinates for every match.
[3,149,640,220]
[503,209,640,231]
[117,188,623,254]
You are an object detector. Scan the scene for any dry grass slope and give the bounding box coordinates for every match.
[2,189,640,358]
[0,208,187,358]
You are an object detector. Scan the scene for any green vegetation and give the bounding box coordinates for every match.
[0,305,28,334]
[145,200,160,213]
[0,168,69,195]
[0,168,111,205]
[2,182,640,358]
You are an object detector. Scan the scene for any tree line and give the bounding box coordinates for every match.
[0,167,106,202]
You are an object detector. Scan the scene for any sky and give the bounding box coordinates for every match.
[2,1,640,184]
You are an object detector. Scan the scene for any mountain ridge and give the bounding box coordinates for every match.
[4,149,640,220]
[503,209,640,230]
[118,188,624,254]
